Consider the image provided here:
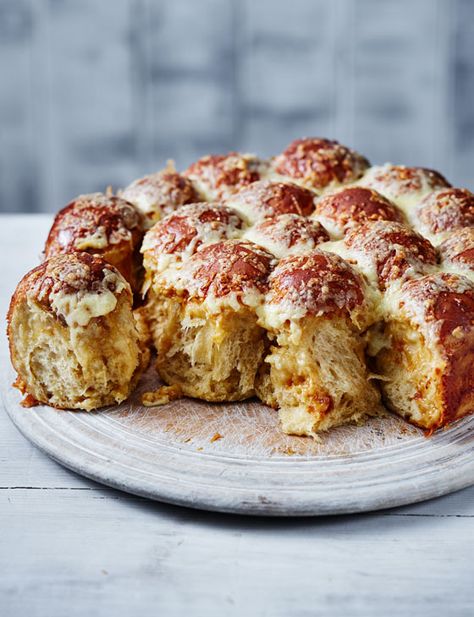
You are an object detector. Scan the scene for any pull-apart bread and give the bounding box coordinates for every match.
[141,202,246,355]
[255,251,381,436]
[8,136,474,437]
[120,165,199,229]
[44,192,144,292]
[151,239,275,402]
[8,253,146,410]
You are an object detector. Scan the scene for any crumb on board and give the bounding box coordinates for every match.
[21,394,39,408]
[210,432,223,443]
[141,385,182,407]
[270,446,303,456]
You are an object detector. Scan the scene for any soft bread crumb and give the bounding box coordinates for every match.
[257,316,381,435]
[155,299,267,402]
[375,319,443,429]
[141,384,182,407]
[9,291,142,411]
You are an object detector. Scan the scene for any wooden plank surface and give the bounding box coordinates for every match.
[1,215,473,615]
[1,488,474,617]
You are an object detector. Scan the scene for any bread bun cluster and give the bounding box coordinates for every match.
[8,137,474,437]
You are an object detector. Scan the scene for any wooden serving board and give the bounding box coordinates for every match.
[3,364,474,516]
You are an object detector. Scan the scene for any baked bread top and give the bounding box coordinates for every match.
[141,135,473,338]
[9,252,130,328]
[120,166,198,228]
[271,137,370,191]
[45,192,142,257]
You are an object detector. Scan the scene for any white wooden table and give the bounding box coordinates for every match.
[1,215,473,617]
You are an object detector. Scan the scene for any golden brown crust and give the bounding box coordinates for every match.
[266,250,366,320]
[184,152,263,199]
[393,273,474,428]
[8,253,130,335]
[246,213,329,257]
[345,221,437,289]
[438,228,474,272]
[142,203,244,260]
[120,170,199,226]
[45,193,142,256]
[225,180,316,222]
[184,240,275,300]
[359,164,450,205]
[415,188,474,235]
[397,273,474,341]
[314,187,404,235]
[272,137,369,190]
[44,193,143,289]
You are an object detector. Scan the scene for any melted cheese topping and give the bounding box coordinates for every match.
[74,227,109,250]
[243,226,318,258]
[122,185,159,216]
[438,259,474,282]
[310,214,343,239]
[357,164,446,217]
[49,269,127,327]
[319,239,380,284]
[257,300,307,330]
[141,206,244,275]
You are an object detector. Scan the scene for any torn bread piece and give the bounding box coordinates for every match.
[256,250,381,436]
[153,240,276,402]
[373,273,474,432]
[8,253,145,410]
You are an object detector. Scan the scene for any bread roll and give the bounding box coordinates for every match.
[152,240,275,402]
[184,152,265,200]
[120,167,199,229]
[8,253,144,410]
[244,213,329,258]
[142,202,245,275]
[438,227,474,280]
[342,221,438,290]
[44,192,143,292]
[413,188,474,242]
[313,186,404,238]
[358,164,450,216]
[271,137,369,192]
[141,203,246,351]
[256,250,381,436]
[373,273,474,432]
[224,180,316,224]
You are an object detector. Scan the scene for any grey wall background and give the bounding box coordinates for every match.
[0,0,473,213]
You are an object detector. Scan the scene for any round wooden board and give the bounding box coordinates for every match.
[3,364,474,516]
